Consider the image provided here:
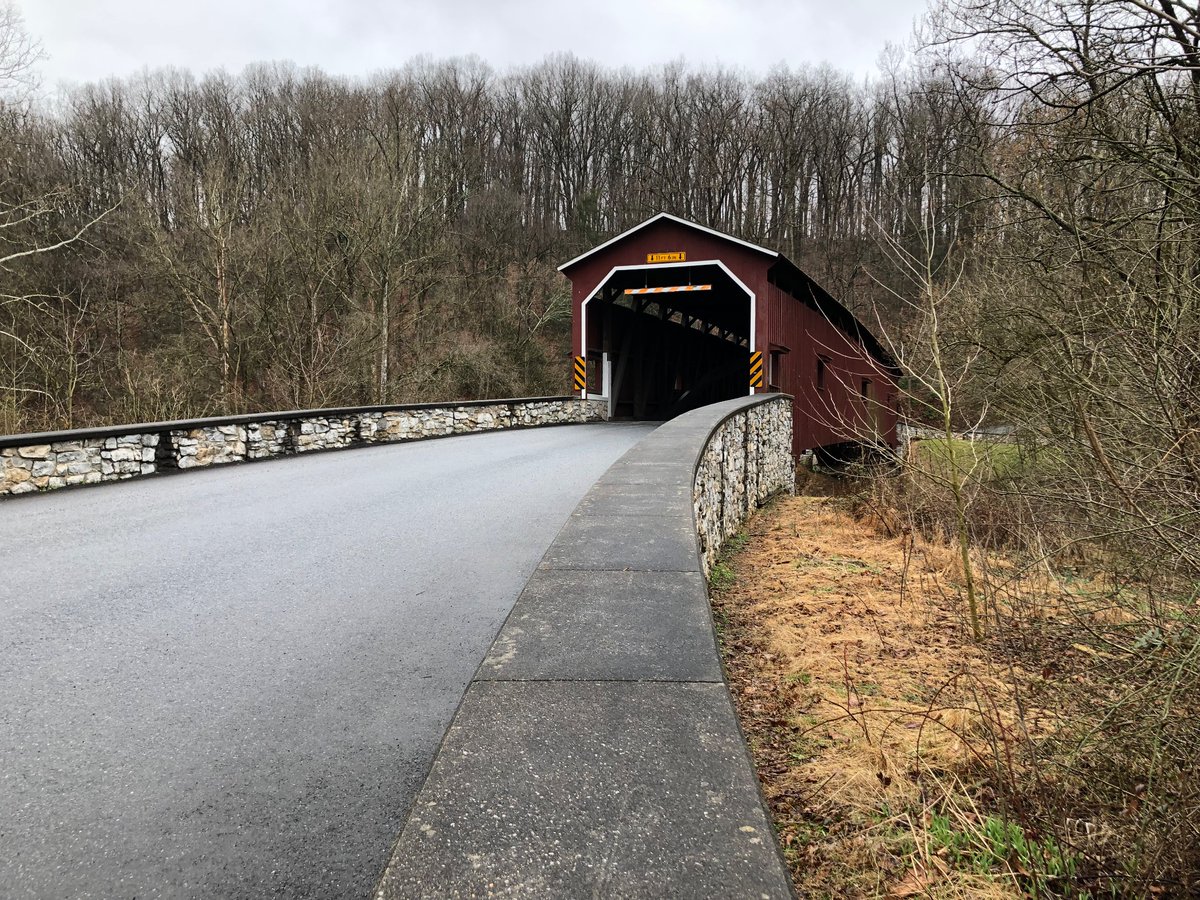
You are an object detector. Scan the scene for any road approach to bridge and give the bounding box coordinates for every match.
[0,422,655,899]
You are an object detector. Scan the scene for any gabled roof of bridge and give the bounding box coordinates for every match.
[558,212,901,375]
[556,212,778,273]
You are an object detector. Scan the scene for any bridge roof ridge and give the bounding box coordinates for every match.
[556,211,779,273]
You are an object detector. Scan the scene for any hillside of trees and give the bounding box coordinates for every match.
[0,18,988,433]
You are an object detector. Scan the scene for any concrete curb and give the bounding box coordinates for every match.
[373,395,795,899]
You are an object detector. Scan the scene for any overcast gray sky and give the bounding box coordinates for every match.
[15,0,931,89]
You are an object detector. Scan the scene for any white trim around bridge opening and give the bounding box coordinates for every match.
[580,259,758,409]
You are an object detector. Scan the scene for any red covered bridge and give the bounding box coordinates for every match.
[559,213,900,455]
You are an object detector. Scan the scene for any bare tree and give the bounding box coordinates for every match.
[0,1,41,104]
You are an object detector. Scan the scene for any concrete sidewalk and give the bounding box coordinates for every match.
[374,400,793,898]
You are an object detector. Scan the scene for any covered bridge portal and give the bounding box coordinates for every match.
[560,213,900,456]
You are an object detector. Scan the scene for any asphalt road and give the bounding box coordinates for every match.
[0,422,655,899]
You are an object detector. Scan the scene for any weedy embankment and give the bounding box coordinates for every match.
[711,455,1199,898]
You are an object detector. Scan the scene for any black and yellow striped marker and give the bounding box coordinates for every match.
[749,351,764,389]
[573,355,587,391]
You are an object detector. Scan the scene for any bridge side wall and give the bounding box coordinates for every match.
[693,395,794,575]
[0,397,607,497]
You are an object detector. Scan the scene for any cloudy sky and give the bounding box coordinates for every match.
[15,0,931,89]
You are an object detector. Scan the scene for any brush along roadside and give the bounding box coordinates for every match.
[709,490,1195,898]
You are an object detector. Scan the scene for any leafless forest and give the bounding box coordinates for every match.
[3,0,1200,890]
[0,8,993,432]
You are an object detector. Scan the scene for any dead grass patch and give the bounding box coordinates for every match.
[711,491,1067,898]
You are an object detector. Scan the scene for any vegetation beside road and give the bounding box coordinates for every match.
[712,475,1198,898]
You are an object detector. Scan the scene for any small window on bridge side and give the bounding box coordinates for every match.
[816,356,829,391]
[768,350,784,392]
[862,378,879,433]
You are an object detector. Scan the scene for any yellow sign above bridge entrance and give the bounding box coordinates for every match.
[646,251,685,263]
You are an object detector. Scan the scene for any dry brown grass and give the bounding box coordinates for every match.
[712,489,1051,898]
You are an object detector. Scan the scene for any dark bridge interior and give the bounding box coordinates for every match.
[585,264,751,420]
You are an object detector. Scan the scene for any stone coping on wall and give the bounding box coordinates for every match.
[0,397,606,497]
[0,396,582,449]
[373,394,795,899]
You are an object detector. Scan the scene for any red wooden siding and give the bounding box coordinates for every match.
[562,214,898,454]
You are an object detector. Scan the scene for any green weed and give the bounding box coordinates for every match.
[927,811,1079,891]
[709,562,736,590]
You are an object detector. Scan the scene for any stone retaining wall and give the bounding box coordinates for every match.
[1,397,606,497]
[0,434,159,494]
[693,395,794,574]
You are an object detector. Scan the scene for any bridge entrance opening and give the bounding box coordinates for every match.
[582,262,752,421]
